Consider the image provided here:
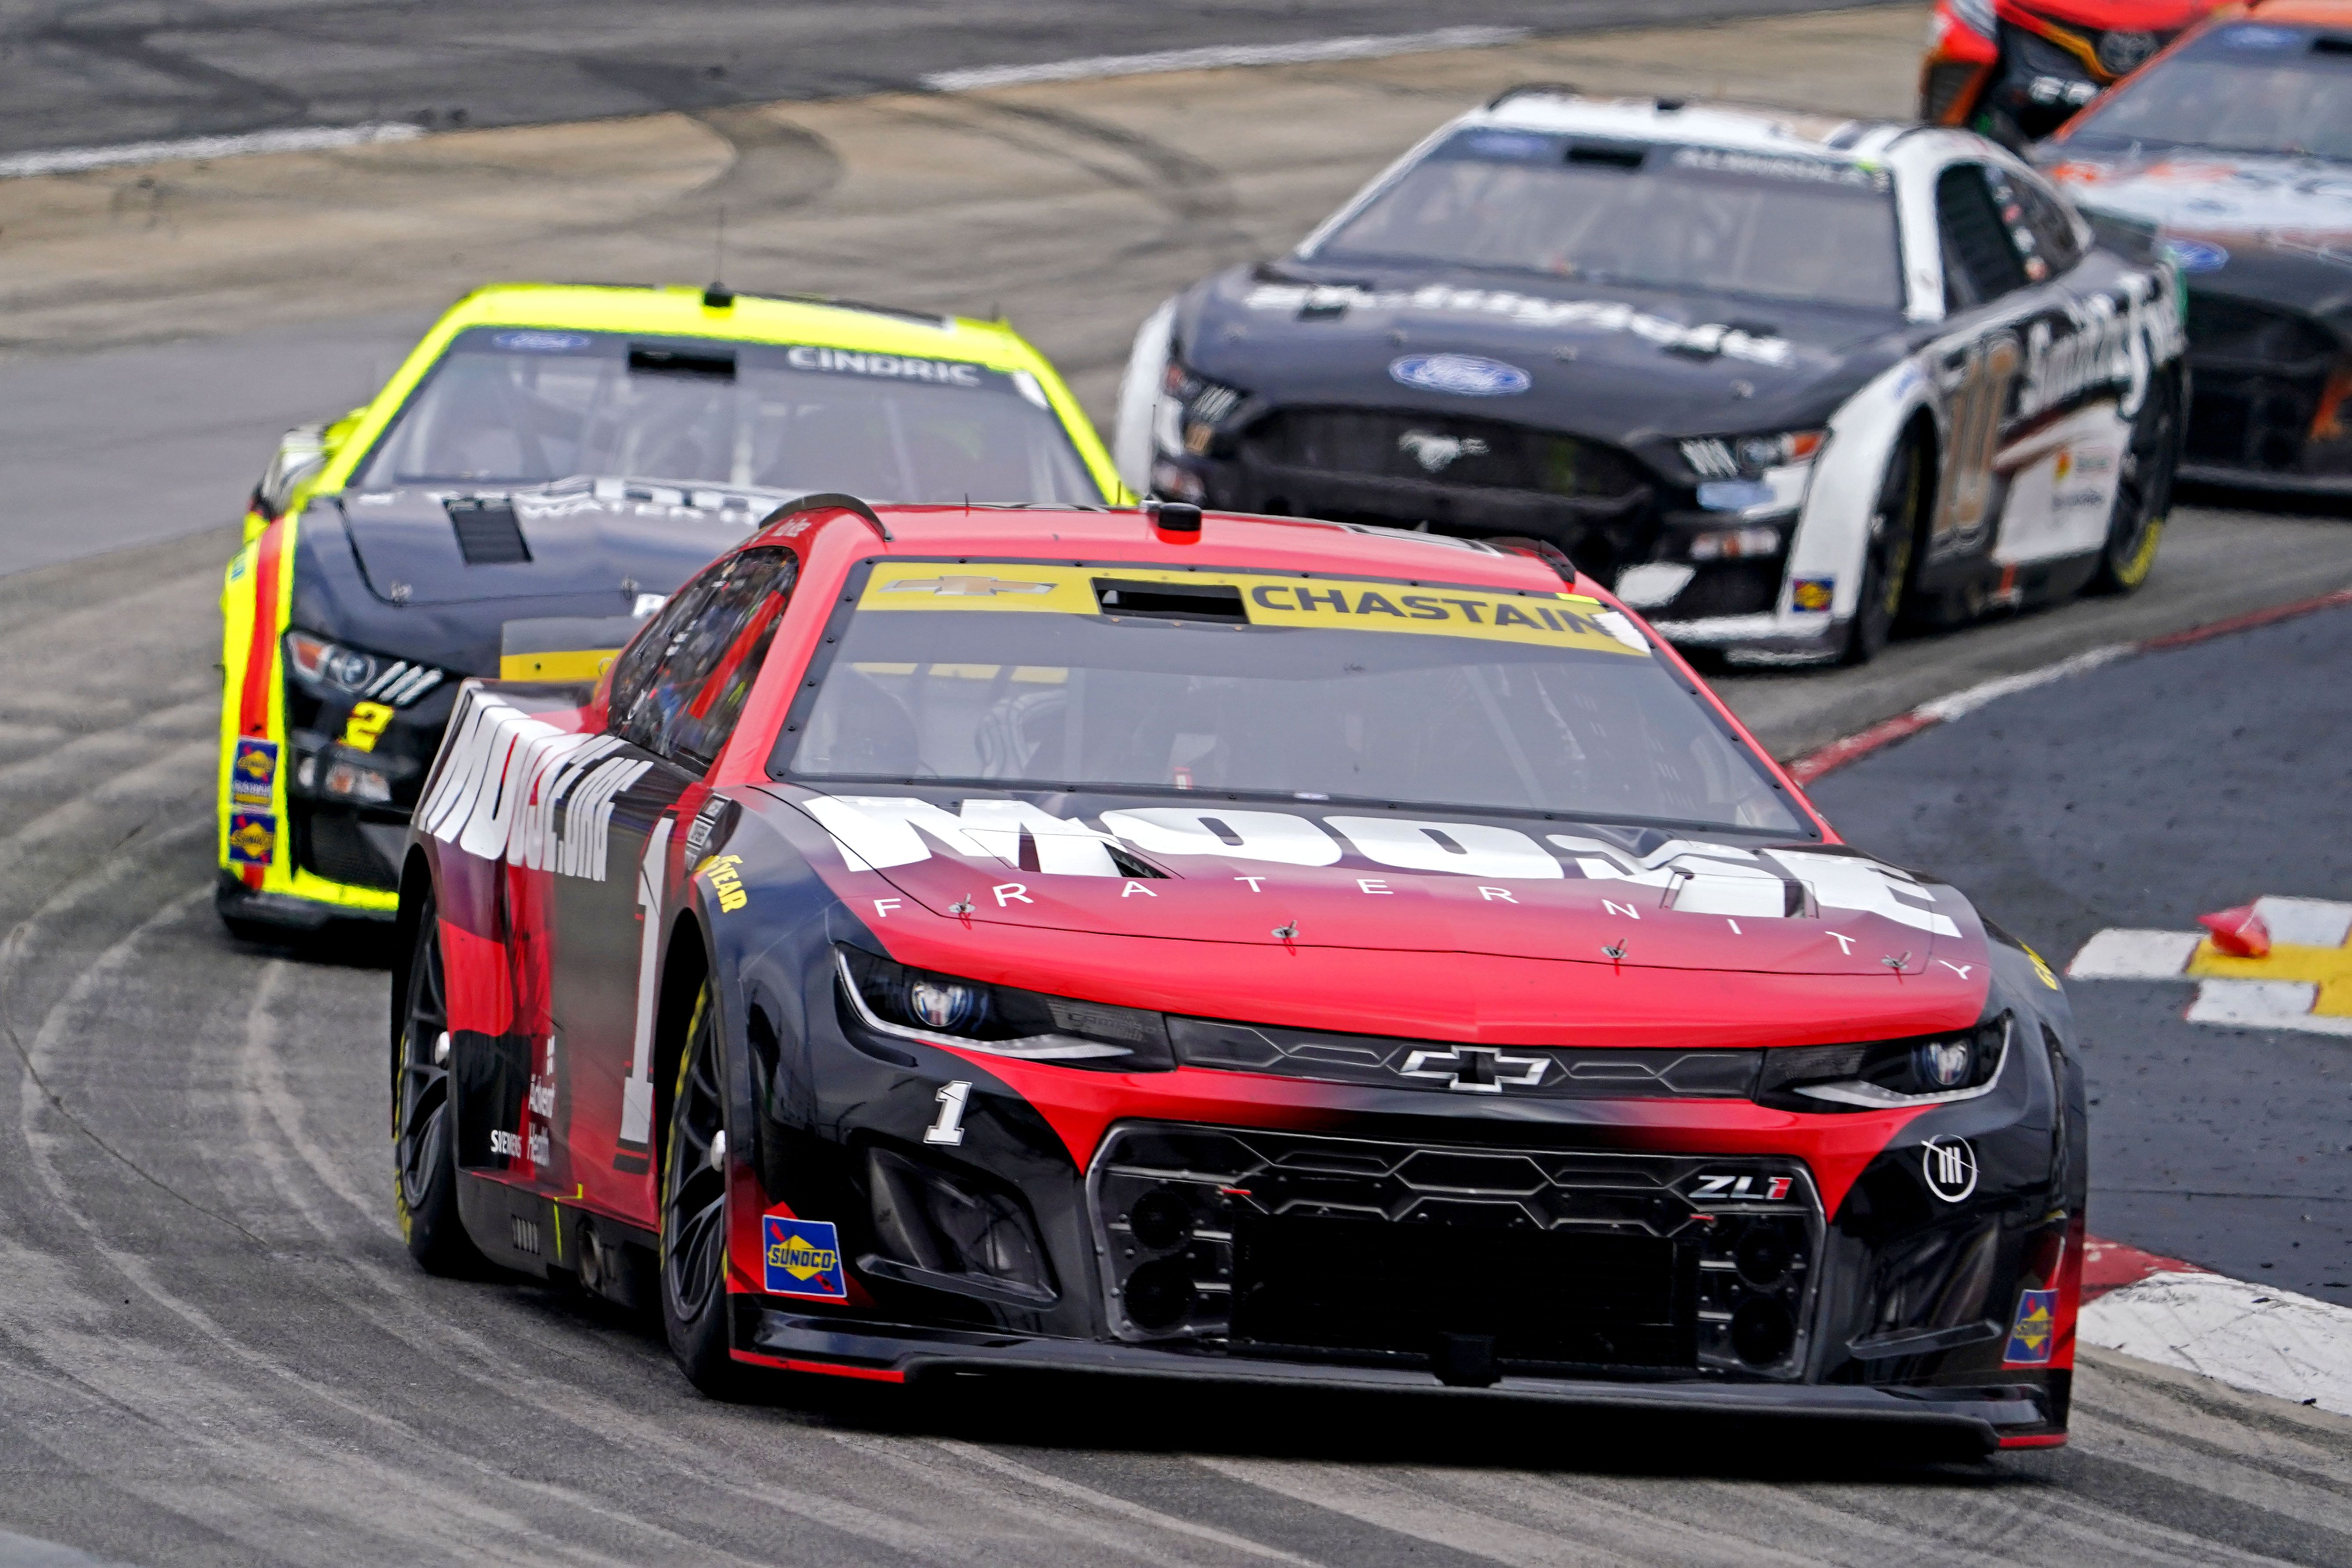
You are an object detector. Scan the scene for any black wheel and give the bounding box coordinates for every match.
[2089,371,2180,596]
[393,887,482,1274]
[1843,436,1923,665]
[661,984,738,1396]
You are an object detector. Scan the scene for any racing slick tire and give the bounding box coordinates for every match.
[2088,369,2180,596]
[660,983,739,1397]
[1844,433,1925,664]
[392,886,483,1275]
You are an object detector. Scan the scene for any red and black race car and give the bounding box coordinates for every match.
[392,494,2087,1449]
[1921,0,2230,144]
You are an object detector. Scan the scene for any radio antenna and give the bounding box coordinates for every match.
[704,204,734,309]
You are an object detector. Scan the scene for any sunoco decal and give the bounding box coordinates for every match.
[763,1215,847,1299]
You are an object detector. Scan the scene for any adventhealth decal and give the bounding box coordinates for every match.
[763,1215,847,1299]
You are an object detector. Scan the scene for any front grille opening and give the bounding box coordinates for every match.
[294,805,398,890]
[1231,1214,1694,1370]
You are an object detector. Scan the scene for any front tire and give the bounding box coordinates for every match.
[1843,436,1923,665]
[392,886,481,1274]
[2089,371,2180,596]
[661,984,738,1396]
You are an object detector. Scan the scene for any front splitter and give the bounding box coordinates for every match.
[736,1303,2058,1451]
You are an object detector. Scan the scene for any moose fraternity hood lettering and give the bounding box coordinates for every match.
[779,789,1983,983]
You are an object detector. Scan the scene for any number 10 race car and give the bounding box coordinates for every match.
[394,496,2086,1449]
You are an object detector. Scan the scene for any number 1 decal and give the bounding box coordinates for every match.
[617,816,674,1159]
[924,1081,972,1146]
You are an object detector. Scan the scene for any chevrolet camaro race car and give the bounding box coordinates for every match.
[216,283,1119,937]
[2038,4,2352,492]
[1114,92,2187,667]
[1919,0,2228,144]
[392,495,2088,1449]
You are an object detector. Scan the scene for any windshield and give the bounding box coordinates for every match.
[1310,132,1904,311]
[356,327,1103,502]
[2066,25,2352,161]
[777,563,1803,833]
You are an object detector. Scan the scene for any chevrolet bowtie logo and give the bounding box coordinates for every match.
[883,576,1055,596]
[1398,1044,1549,1094]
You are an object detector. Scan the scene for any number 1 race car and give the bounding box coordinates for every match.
[393,495,2087,1450]
[218,283,1118,939]
[1115,90,2187,667]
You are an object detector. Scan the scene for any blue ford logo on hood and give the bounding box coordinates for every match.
[2160,238,2230,273]
[1388,353,1531,398]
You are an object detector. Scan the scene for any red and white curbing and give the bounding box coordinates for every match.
[1786,586,2352,785]
[2080,1240,2352,1417]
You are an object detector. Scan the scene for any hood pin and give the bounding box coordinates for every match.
[1271,922,1298,941]
[1602,938,1628,961]
[949,897,975,918]
[1882,951,1911,972]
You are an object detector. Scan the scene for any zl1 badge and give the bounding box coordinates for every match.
[230,737,279,807]
[227,811,276,866]
[763,1215,846,1300]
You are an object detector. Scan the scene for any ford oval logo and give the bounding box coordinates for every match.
[2160,238,2230,273]
[1388,353,1531,398]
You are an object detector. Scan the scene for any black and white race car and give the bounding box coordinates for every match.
[1115,90,2189,664]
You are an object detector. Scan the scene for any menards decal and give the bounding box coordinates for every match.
[859,564,1651,658]
[417,689,649,879]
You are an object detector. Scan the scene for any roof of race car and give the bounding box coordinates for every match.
[1466,92,1908,168]
[309,282,1119,498]
[423,282,1054,367]
[764,502,1594,596]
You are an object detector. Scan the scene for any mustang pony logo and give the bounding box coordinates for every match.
[1397,430,1490,472]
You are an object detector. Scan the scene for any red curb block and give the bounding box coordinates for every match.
[1784,586,2352,786]
[2082,1235,2207,1302]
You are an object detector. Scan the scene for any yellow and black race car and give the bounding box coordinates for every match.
[217,283,1122,938]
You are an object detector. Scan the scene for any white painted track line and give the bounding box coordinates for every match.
[0,122,424,180]
[2082,1270,2352,1417]
[922,26,1531,91]
[2187,980,2352,1034]
[2257,896,2352,948]
[2068,929,2199,980]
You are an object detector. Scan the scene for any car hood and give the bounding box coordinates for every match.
[770,785,1989,985]
[336,477,787,607]
[1175,262,1911,448]
[2049,150,2352,248]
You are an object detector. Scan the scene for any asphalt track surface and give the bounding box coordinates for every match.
[4,8,2352,1566]
[1812,605,2352,1310]
[0,0,1883,157]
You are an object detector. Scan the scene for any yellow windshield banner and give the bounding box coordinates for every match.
[858,563,1648,657]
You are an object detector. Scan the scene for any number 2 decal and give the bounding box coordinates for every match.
[1933,330,2023,554]
[925,1081,972,1146]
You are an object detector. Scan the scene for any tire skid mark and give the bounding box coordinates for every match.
[172,953,1212,1568]
[234,957,400,1241]
[8,905,923,1566]
[1191,1457,1647,1568]
[929,1439,1323,1566]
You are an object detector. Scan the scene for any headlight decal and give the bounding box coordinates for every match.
[835,947,1175,1070]
[283,631,445,706]
[1757,1014,2012,1110]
